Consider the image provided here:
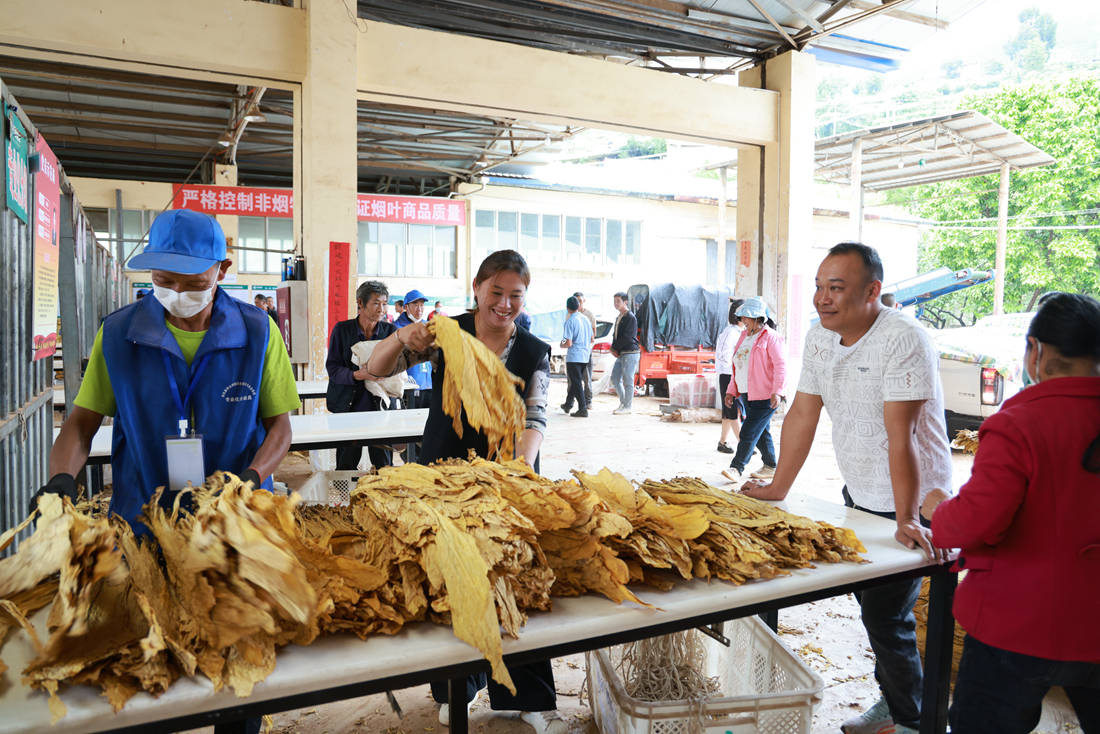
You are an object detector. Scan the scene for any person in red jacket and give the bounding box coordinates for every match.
[922,292,1100,734]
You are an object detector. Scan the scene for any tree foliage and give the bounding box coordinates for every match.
[1005,8,1057,71]
[904,78,1100,323]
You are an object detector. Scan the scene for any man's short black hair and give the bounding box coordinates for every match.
[566,296,580,312]
[356,280,388,306]
[828,242,883,284]
[572,291,584,299]
[613,291,628,301]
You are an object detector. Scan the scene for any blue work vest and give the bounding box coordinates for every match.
[100,287,272,531]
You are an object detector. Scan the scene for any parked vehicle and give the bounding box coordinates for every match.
[528,309,612,374]
[930,311,1033,435]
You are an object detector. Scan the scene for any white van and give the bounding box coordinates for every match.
[929,312,1034,435]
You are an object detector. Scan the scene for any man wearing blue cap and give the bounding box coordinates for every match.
[37,209,301,539]
[394,289,432,462]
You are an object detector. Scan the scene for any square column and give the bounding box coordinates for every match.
[736,51,815,345]
[296,0,359,377]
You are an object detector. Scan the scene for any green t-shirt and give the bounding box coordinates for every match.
[75,316,301,419]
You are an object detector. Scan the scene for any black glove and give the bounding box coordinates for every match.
[239,468,262,488]
[29,473,80,515]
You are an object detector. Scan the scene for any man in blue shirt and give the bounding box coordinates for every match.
[559,295,593,417]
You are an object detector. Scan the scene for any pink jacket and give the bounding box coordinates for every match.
[725,326,786,402]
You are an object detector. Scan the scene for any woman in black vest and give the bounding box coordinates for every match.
[366,250,562,734]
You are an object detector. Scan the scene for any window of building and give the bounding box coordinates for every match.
[238,216,294,274]
[359,221,457,278]
[474,208,641,268]
[86,207,156,266]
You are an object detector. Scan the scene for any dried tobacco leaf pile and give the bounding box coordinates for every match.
[951,429,980,455]
[427,315,526,461]
[0,463,866,721]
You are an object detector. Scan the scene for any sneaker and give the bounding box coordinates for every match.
[750,465,776,479]
[559,403,571,414]
[438,700,475,727]
[570,409,589,418]
[520,710,568,734]
[612,406,631,415]
[716,442,734,454]
[721,468,742,483]
[840,697,893,734]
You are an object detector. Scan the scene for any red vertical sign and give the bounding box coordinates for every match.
[328,242,351,344]
[739,239,752,268]
[32,137,61,360]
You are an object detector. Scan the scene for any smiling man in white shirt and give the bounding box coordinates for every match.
[740,242,951,734]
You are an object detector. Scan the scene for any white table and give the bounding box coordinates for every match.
[295,380,328,400]
[0,495,957,734]
[56,410,429,466]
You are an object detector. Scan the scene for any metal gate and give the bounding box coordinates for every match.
[0,80,123,550]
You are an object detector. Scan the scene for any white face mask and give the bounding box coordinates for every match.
[154,284,215,319]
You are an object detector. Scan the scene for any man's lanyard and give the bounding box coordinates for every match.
[162,351,213,437]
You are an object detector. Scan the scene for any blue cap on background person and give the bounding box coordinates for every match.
[128,209,227,274]
[403,288,428,305]
[736,296,770,319]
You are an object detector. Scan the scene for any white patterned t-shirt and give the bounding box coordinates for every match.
[797,308,952,512]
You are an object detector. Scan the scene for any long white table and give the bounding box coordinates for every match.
[57,409,429,466]
[294,380,328,400]
[0,495,957,734]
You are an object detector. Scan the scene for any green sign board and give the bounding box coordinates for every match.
[5,111,29,224]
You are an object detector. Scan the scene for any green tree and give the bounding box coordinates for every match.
[906,78,1100,323]
[1005,7,1056,71]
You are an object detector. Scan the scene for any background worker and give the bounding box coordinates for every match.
[38,209,299,536]
[560,296,593,418]
[721,296,785,482]
[573,291,596,409]
[366,250,564,734]
[715,298,745,453]
[609,291,640,415]
[324,280,397,471]
[739,242,951,734]
[394,288,433,462]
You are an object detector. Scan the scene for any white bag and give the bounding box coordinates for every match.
[350,339,415,404]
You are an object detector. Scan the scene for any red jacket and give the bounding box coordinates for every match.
[725,326,786,402]
[931,376,1100,662]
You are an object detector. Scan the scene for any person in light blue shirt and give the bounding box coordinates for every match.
[560,296,593,417]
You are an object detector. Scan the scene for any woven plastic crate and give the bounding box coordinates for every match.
[667,373,719,409]
[586,616,823,734]
[296,470,360,506]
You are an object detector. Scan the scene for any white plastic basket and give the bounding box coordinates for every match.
[586,616,823,734]
[296,470,361,506]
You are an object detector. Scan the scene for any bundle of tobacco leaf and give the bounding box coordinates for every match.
[427,315,526,461]
[639,477,867,584]
[951,429,980,455]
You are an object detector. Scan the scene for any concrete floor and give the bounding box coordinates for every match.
[182,377,1079,734]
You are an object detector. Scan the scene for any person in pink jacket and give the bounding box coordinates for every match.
[921,292,1100,734]
[721,296,786,482]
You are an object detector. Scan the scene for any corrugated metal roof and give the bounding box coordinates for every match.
[814,110,1055,191]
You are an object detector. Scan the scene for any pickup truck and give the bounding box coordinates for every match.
[929,312,1033,434]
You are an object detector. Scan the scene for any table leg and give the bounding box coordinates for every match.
[919,570,957,734]
[758,609,778,632]
[449,677,468,734]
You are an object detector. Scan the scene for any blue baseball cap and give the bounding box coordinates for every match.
[403,288,428,304]
[736,296,770,319]
[128,209,227,274]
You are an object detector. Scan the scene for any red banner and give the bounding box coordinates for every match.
[356,194,466,226]
[328,241,351,344]
[171,185,466,227]
[172,184,293,218]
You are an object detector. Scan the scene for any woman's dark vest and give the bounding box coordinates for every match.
[419,312,549,469]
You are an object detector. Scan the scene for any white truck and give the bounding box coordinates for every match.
[928,312,1034,435]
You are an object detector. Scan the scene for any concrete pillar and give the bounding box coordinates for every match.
[850,137,863,241]
[736,51,816,343]
[297,0,359,378]
[213,163,239,272]
[717,166,728,286]
[994,162,1009,315]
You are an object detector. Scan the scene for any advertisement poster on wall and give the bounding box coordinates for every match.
[6,110,29,224]
[32,136,61,361]
[220,283,252,304]
[251,283,278,312]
